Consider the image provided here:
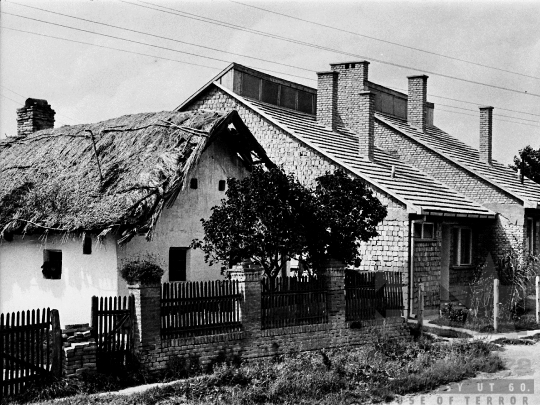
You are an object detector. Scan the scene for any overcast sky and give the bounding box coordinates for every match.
[1,0,539,164]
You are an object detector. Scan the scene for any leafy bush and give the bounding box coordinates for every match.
[120,259,164,284]
[440,302,469,323]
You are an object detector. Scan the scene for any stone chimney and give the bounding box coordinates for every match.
[407,75,428,132]
[17,98,55,136]
[479,106,493,165]
[317,61,373,160]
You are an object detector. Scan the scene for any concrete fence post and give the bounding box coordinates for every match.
[493,278,499,333]
[535,276,540,323]
[230,261,263,335]
[128,283,161,354]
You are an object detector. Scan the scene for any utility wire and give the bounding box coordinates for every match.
[435,103,540,124]
[230,0,540,81]
[6,2,540,120]
[435,107,539,128]
[9,1,314,74]
[1,11,314,82]
[124,0,540,98]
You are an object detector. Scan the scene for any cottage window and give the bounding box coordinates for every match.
[218,180,226,191]
[169,247,188,282]
[190,178,198,189]
[83,234,92,255]
[42,250,62,279]
[526,218,537,254]
[413,222,435,240]
[452,227,472,266]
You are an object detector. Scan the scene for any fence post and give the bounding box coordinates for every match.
[418,283,424,328]
[535,276,540,323]
[128,283,161,354]
[324,260,346,326]
[90,296,98,342]
[231,261,262,336]
[493,278,499,333]
[50,309,62,377]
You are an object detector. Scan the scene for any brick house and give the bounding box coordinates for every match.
[0,101,272,325]
[177,61,540,316]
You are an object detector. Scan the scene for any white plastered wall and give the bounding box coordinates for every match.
[117,135,249,282]
[0,233,121,326]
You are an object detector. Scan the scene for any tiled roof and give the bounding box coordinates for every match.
[214,83,494,218]
[376,113,540,207]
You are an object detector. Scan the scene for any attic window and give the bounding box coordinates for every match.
[190,178,198,189]
[413,222,435,240]
[42,250,62,280]
[83,234,92,255]
[219,180,226,191]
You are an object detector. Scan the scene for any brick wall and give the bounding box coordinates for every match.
[130,262,409,372]
[412,236,441,312]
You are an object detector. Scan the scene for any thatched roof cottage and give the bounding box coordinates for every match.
[0,100,272,325]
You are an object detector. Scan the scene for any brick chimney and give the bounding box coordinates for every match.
[479,106,493,165]
[17,98,55,136]
[317,61,373,160]
[407,75,428,132]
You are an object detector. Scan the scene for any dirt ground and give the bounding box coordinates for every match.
[389,341,540,405]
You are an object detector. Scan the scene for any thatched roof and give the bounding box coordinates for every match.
[0,109,272,243]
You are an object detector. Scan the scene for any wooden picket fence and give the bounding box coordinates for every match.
[261,276,328,329]
[161,280,243,339]
[91,296,135,373]
[345,270,404,322]
[1,308,61,400]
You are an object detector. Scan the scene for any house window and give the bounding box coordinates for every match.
[42,250,62,279]
[452,227,472,266]
[218,180,226,191]
[169,247,188,282]
[526,218,537,254]
[413,222,435,240]
[83,234,92,255]
[190,178,198,189]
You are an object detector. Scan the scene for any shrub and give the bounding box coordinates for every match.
[120,259,164,284]
[440,302,468,323]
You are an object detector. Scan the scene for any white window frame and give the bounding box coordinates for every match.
[453,227,472,266]
[413,221,436,240]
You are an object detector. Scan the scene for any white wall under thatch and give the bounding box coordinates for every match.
[117,134,249,283]
[0,234,122,326]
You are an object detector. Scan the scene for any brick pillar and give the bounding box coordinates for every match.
[128,283,161,353]
[16,98,55,136]
[407,75,428,132]
[323,260,346,327]
[316,71,338,130]
[358,91,375,161]
[231,262,263,335]
[479,106,493,165]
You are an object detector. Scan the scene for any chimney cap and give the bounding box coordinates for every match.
[24,98,50,107]
[316,70,338,76]
[407,74,429,79]
[330,60,370,67]
[479,106,494,110]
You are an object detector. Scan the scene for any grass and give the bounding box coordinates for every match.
[3,332,505,405]
[430,313,540,333]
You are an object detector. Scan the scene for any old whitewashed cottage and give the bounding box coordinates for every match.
[0,99,272,325]
[178,61,540,316]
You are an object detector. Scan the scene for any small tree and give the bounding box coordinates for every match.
[511,145,540,184]
[192,167,387,280]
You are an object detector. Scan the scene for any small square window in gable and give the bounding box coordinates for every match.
[42,250,62,280]
[190,178,198,189]
[219,180,226,191]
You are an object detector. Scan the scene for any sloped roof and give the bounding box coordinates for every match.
[0,109,271,242]
[376,113,540,207]
[209,83,495,218]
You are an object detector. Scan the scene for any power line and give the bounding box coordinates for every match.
[435,107,539,128]
[1,11,314,82]
[124,0,540,98]
[9,1,313,74]
[435,103,540,125]
[230,0,540,81]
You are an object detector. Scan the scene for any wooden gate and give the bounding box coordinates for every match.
[91,296,134,373]
[1,308,62,400]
